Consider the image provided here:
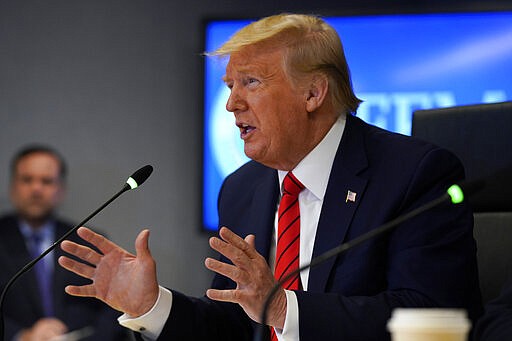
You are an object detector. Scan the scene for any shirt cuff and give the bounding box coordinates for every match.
[275,289,299,341]
[118,286,172,340]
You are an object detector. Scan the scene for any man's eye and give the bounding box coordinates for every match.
[246,78,260,86]
[18,176,32,184]
[42,178,56,186]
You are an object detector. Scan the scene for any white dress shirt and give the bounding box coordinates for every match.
[274,115,345,340]
[119,115,346,340]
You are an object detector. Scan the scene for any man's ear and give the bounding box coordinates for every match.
[305,74,329,113]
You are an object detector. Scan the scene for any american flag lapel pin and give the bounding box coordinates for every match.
[346,190,357,203]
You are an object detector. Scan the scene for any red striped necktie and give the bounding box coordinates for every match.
[271,172,305,341]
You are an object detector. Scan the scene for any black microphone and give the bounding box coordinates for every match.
[254,175,487,341]
[0,165,153,340]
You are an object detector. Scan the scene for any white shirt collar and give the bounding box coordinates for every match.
[278,115,346,200]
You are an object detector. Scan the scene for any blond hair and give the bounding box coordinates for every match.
[209,13,362,115]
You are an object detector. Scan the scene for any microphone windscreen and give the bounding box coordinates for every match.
[127,165,153,189]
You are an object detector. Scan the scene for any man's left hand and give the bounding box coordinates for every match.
[205,227,287,329]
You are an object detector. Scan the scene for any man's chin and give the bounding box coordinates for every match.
[244,144,263,162]
[19,210,53,226]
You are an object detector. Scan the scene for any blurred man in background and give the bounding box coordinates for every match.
[0,145,128,341]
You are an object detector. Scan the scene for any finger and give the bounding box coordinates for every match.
[41,319,68,335]
[205,257,248,283]
[219,227,259,259]
[206,288,239,303]
[44,318,68,332]
[35,318,67,336]
[64,283,97,298]
[135,229,152,259]
[60,240,102,265]
[209,236,251,269]
[76,226,120,255]
[58,256,96,279]
[244,234,256,248]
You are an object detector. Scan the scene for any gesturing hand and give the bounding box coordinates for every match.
[205,227,287,329]
[58,226,159,317]
[20,318,67,341]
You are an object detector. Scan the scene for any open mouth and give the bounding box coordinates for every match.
[239,123,256,139]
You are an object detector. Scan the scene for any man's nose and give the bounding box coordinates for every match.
[29,180,45,192]
[226,87,247,113]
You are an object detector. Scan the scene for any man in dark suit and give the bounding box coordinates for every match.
[58,14,482,340]
[0,145,128,341]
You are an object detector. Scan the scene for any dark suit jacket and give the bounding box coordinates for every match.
[474,275,512,340]
[159,115,482,340]
[0,214,129,341]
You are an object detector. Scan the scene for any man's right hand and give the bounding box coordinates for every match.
[19,318,67,341]
[58,226,159,317]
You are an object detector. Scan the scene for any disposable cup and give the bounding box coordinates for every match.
[387,308,471,341]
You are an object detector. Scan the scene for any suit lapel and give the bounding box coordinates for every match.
[308,116,369,292]
[248,168,279,261]
[1,217,44,316]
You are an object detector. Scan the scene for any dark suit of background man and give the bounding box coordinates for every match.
[58,13,483,340]
[0,145,128,341]
[474,275,512,340]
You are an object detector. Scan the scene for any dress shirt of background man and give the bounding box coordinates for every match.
[58,13,483,341]
[0,145,129,341]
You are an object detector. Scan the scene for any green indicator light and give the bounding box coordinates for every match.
[127,177,138,189]
[447,184,464,204]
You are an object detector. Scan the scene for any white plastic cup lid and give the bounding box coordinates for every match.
[387,308,471,333]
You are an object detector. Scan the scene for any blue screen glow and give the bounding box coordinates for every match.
[203,12,512,231]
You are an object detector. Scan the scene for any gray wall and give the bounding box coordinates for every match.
[1,0,509,298]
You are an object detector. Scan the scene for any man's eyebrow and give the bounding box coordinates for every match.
[221,67,256,83]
